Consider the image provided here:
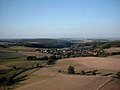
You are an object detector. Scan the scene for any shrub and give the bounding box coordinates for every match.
[27,56,37,60]
[58,69,61,73]
[36,63,39,68]
[91,70,98,75]
[80,70,86,75]
[13,66,17,69]
[0,77,7,85]
[46,59,54,65]
[38,56,48,60]
[67,66,75,74]
[116,72,120,79]
[48,55,57,60]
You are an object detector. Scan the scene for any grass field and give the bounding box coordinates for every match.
[0,46,37,52]
[0,47,49,90]
[10,46,37,51]
[0,46,51,59]
[0,60,46,84]
[0,51,24,60]
[0,60,45,69]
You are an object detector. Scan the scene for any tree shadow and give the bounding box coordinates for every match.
[101,73,113,76]
[6,75,28,86]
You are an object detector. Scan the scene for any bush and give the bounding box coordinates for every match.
[58,69,61,73]
[48,55,57,60]
[67,66,75,74]
[36,63,39,68]
[13,66,17,69]
[91,70,98,75]
[35,63,42,68]
[0,77,7,85]
[116,72,120,79]
[46,59,55,65]
[27,56,37,60]
[80,70,86,75]
[38,56,48,60]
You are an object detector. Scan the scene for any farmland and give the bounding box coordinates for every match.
[0,39,120,90]
[1,0,120,89]
[15,57,120,90]
[0,46,50,90]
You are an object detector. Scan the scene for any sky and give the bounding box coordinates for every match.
[0,0,120,39]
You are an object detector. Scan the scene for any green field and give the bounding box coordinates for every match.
[0,51,24,60]
[0,48,49,89]
[0,60,46,69]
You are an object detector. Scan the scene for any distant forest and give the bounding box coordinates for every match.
[0,39,120,49]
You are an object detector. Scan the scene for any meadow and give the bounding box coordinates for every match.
[0,46,49,90]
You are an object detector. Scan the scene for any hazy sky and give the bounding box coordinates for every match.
[0,0,120,39]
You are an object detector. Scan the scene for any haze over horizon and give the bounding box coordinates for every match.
[0,0,120,39]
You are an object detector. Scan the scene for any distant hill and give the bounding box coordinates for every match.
[23,39,73,48]
[4,39,73,48]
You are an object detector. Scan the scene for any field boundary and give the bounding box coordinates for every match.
[96,77,114,90]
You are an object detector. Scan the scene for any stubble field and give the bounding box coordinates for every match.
[15,57,120,90]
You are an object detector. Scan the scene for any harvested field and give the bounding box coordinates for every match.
[99,78,120,90]
[0,65,11,74]
[108,55,120,58]
[19,51,51,57]
[32,67,57,76]
[58,57,120,70]
[15,75,109,90]
[0,65,10,70]
[105,47,120,53]
[15,57,120,90]
[10,46,37,51]
[0,46,37,52]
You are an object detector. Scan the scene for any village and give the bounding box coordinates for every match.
[36,46,107,58]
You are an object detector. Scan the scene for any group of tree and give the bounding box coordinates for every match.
[26,55,57,66]
[110,52,120,56]
[67,66,75,74]
[99,41,120,49]
[95,49,109,57]
[0,63,44,89]
[67,66,98,75]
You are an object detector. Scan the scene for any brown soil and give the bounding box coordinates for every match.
[0,65,10,70]
[19,51,51,57]
[58,57,120,70]
[15,75,108,90]
[15,57,120,90]
[105,47,120,53]
[99,78,120,90]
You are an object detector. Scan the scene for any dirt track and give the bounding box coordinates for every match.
[99,78,120,90]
